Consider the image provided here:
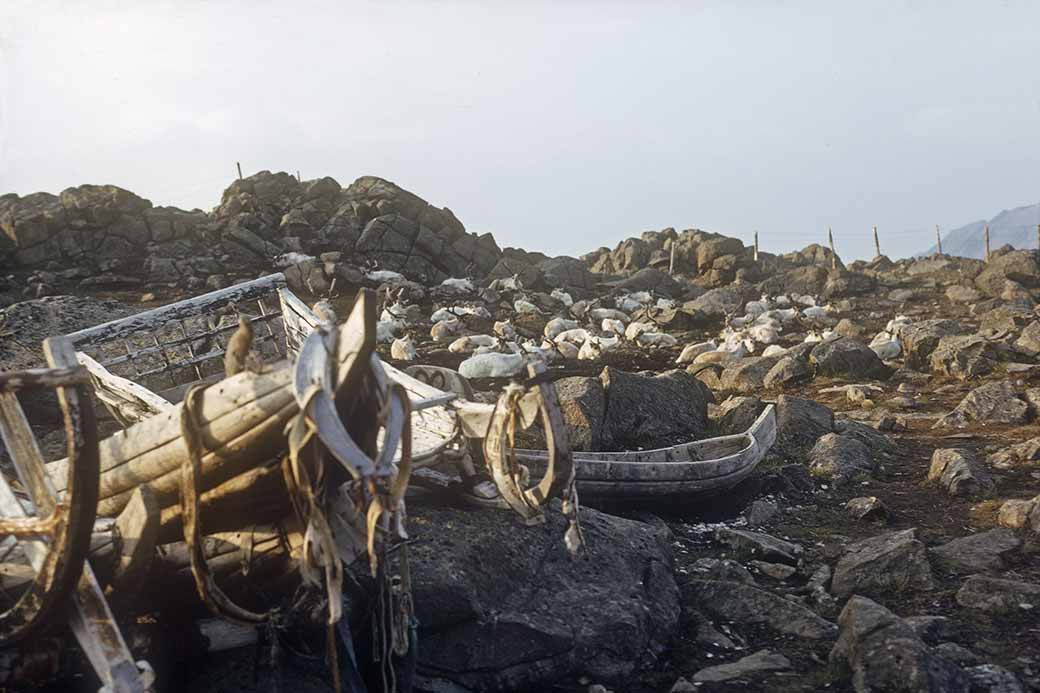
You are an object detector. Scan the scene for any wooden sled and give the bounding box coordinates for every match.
[0,336,154,692]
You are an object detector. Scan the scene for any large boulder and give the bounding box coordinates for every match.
[553,376,607,451]
[538,256,596,293]
[831,529,935,598]
[895,319,963,370]
[829,596,968,692]
[719,356,782,394]
[974,250,1040,297]
[774,395,834,453]
[810,338,890,380]
[685,287,748,318]
[763,355,813,389]
[409,503,678,691]
[929,334,998,380]
[599,368,712,450]
[929,529,1021,576]
[934,381,1030,429]
[808,433,877,486]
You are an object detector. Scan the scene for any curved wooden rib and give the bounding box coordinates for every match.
[0,337,100,644]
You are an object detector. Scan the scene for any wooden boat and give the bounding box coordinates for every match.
[515,404,776,499]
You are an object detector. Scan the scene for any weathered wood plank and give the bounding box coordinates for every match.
[66,273,287,347]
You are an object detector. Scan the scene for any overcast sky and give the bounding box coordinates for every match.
[2,1,1039,261]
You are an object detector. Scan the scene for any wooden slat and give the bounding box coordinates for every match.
[65,273,286,346]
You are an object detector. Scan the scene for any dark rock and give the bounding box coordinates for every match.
[963,664,1026,693]
[934,381,1030,429]
[744,499,778,526]
[553,376,606,452]
[538,256,596,293]
[409,503,678,691]
[712,396,765,436]
[684,579,837,640]
[688,558,755,584]
[763,355,814,389]
[599,367,711,450]
[927,449,994,498]
[929,529,1021,576]
[846,496,889,523]
[833,419,898,460]
[829,596,969,692]
[904,616,964,646]
[932,643,979,667]
[685,286,748,317]
[832,528,934,598]
[930,335,998,380]
[720,356,782,393]
[810,337,890,380]
[955,575,1040,614]
[692,649,792,683]
[714,528,802,565]
[775,395,834,452]
[808,433,877,486]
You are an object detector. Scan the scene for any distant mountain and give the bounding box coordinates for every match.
[918,202,1040,259]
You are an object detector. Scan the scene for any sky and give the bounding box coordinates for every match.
[1,1,1039,261]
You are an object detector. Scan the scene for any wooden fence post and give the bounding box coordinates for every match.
[753,231,759,262]
[935,225,943,256]
[828,227,836,270]
[296,170,301,182]
[984,225,991,263]
[236,162,243,180]
[668,242,676,276]
[873,226,880,258]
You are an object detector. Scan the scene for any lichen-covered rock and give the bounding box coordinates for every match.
[831,529,934,598]
[719,356,782,393]
[829,596,968,692]
[934,381,1030,429]
[712,396,765,436]
[763,355,813,389]
[929,529,1021,576]
[929,334,998,380]
[986,437,1040,470]
[896,319,964,370]
[808,433,877,486]
[955,575,1040,614]
[927,449,994,497]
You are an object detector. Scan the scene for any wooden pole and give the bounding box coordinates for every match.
[828,227,836,270]
[873,226,880,258]
[236,162,243,180]
[668,242,676,276]
[1037,224,1040,265]
[296,170,301,182]
[935,225,943,256]
[753,231,759,262]
[984,225,991,263]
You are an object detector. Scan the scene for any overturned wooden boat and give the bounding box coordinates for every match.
[516,404,776,499]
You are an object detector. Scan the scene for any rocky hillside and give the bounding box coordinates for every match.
[920,202,1040,259]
